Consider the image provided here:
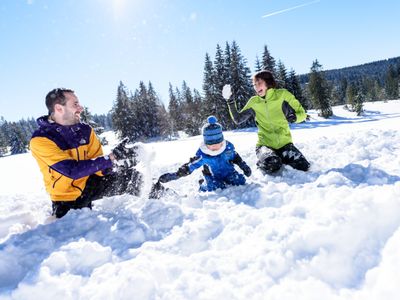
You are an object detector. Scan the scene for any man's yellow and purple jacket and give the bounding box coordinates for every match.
[30,116,113,202]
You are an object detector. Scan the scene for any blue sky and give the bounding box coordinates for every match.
[1,0,399,121]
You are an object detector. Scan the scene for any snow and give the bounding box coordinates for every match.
[1,100,400,300]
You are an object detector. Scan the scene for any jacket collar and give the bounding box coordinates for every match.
[36,115,82,132]
[199,140,227,156]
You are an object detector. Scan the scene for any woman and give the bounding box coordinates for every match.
[223,70,310,174]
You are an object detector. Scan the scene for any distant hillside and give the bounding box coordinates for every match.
[298,56,400,85]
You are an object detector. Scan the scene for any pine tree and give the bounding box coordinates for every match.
[385,64,399,100]
[354,86,365,116]
[111,81,135,140]
[156,103,172,139]
[373,80,385,101]
[202,52,217,118]
[82,106,107,144]
[308,60,332,118]
[288,69,308,109]
[213,44,233,129]
[168,83,182,135]
[0,117,8,156]
[146,81,163,138]
[9,123,28,155]
[181,81,199,136]
[337,77,348,105]
[130,89,144,140]
[223,42,232,83]
[228,41,254,127]
[254,56,262,73]
[261,45,276,74]
[93,113,113,131]
[134,81,158,139]
[345,81,357,110]
[0,132,7,156]
[81,106,104,136]
[276,60,290,89]
[192,88,205,132]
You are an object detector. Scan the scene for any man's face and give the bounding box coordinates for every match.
[253,78,267,97]
[59,92,83,125]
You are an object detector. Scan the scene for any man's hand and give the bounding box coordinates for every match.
[222,84,232,100]
[111,138,138,168]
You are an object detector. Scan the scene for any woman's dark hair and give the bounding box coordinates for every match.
[45,88,74,115]
[253,70,276,89]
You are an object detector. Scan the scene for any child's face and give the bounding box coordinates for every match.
[253,78,267,97]
[206,142,223,151]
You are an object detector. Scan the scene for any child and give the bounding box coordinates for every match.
[151,116,251,196]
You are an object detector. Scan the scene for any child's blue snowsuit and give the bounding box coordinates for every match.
[188,141,248,191]
[156,141,251,193]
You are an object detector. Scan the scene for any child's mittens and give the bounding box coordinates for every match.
[159,173,179,183]
[241,164,252,177]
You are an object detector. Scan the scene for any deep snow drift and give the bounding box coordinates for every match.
[1,100,400,300]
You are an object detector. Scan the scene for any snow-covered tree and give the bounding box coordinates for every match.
[261,45,276,74]
[308,60,332,118]
[385,64,399,100]
[287,69,308,110]
[9,123,28,155]
[227,41,254,127]
[276,60,290,89]
[111,81,135,140]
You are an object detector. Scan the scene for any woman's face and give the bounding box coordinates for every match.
[253,78,267,97]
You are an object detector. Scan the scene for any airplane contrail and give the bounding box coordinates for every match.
[262,0,320,18]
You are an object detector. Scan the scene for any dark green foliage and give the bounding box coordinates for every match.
[254,56,262,73]
[287,69,308,110]
[9,123,28,155]
[261,45,276,74]
[111,81,169,142]
[298,57,400,86]
[385,64,399,100]
[201,41,254,129]
[181,81,200,136]
[0,117,7,156]
[168,83,183,134]
[111,81,135,140]
[81,106,108,144]
[276,60,290,89]
[226,41,254,128]
[308,60,333,118]
[3,43,398,147]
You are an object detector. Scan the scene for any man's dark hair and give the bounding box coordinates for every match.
[253,70,276,89]
[45,88,74,115]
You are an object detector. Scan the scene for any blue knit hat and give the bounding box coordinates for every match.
[202,116,224,145]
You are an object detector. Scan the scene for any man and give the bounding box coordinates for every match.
[30,88,142,218]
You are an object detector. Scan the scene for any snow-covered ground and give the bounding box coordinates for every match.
[1,100,400,300]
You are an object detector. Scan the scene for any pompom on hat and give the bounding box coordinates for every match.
[202,116,224,145]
